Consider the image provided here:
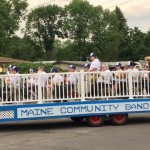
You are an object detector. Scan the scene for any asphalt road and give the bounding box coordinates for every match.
[0,114,150,150]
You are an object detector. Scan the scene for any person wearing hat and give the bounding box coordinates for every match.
[141,64,150,95]
[64,65,78,98]
[47,68,64,99]
[128,61,140,95]
[37,66,47,99]
[26,68,38,100]
[96,64,112,96]
[113,62,126,96]
[84,64,90,72]
[50,68,63,85]
[67,65,78,84]
[83,64,91,96]
[88,53,101,72]
[8,66,21,101]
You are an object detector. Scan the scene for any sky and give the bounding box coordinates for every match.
[16,0,150,36]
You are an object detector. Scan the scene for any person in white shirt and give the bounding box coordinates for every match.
[10,66,20,87]
[128,61,140,95]
[88,53,101,72]
[113,62,128,96]
[64,65,78,98]
[27,68,38,100]
[9,66,21,101]
[37,66,47,99]
[97,64,112,96]
[141,64,150,94]
[83,64,91,96]
[47,68,64,99]
[65,65,78,86]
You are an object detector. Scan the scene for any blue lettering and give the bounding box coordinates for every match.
[87,106,93,112]
[21,110,28,116]
[74,106,81,113]
[125,103,149,111]
[28,110,34,116]
[125,104,130,110]
[60,107,66,114]
[143,103,149,109]
[47,108,53,115]
[67,107,73,113]
[95,106,101,112]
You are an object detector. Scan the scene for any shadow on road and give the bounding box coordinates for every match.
[0,115,150,132]
[0,119,87,132]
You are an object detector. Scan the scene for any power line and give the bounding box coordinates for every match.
[27,0,55,11]
[100,0,114,5]
[106,0,133,9]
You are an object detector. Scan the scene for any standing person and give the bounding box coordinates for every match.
[88,53,101,72]
[88,53,101,97]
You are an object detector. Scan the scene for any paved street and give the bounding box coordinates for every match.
[0,114,150,150]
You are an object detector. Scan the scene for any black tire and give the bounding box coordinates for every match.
[109,114,128,125]
[85,116,105,127]
[70,117,85,122]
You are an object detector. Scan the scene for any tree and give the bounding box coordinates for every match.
[26,4,64,60]
[63,0,95,60]
[0,0,28,54]
[3,36,41,61]
[90,7,123,61]
[120,27,147,60]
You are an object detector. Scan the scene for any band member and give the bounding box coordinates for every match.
[97,64,112,96]
[88,53,101,72]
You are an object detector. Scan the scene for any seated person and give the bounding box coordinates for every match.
[47,68,64,99]
[97,64,112,96]
[26,68,38,100]
[83,64,91,97]
[7,66,21,101]
[64,65,78,98]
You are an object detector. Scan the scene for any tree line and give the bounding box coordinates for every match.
[0,0,150,62]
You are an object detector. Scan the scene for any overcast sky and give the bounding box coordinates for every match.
[16,0,150,36]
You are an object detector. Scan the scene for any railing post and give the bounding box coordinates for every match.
[80,70,85,101]
[128,71,133,99]
[38,74,42,104]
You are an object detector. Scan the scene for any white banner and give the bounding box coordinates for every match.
[17,101,150,119]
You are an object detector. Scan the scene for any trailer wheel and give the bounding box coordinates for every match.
[109,114,128,125]
[70,117,84,122]
[85,116,105,127]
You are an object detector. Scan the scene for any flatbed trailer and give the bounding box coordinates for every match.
[0,70,150,126]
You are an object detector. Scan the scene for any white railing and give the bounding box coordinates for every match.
[0,70,150,105]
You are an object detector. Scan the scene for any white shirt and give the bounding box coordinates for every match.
[128,68,139,82]
[90,58,101,71]
[28,75,38,86]
[52,74,64,85]
[38,71,47,87]
[97,70,112,84]
[10,73,21,87]
[114,69,124,82]
[67,73,78,85]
